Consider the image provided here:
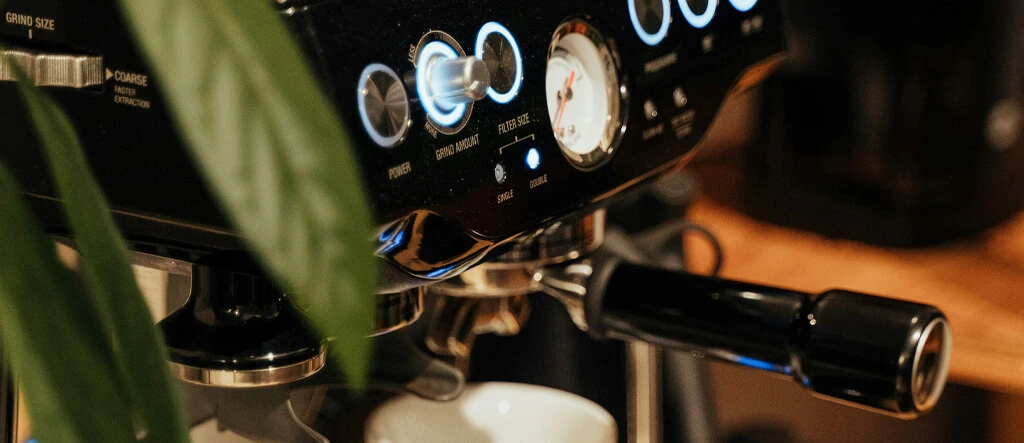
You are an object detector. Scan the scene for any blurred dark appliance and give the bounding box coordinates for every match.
[745,0,1024,246]
[0,0,953,441]
[1,361,12,443]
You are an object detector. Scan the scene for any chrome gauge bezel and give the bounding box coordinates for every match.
[546,19,629,171]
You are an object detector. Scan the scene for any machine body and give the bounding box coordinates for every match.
[0,0,785,291]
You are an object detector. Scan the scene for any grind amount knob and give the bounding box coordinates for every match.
[423,55,491,110]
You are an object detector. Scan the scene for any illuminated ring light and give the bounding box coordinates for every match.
[356,63,407,148]
[729,0,758,12]
[628,0,672,46]
[475,21,524,104]
[677,0,718,29]
[416,41,466,127]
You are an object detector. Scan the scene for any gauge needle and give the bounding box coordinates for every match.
[554,71,576,133]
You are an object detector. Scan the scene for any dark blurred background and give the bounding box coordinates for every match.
[665,1,1024,440]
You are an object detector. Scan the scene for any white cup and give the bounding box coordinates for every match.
[365,382,618,443]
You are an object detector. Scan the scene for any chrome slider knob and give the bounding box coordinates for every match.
[0,48,104,89]
[424,56,491,110]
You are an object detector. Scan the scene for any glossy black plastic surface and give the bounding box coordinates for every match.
[303,0,783,238]
[593,264,948,416]
[0,0,784,289]
[801,290,947,416]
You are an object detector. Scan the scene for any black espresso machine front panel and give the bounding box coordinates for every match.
[0,0,784,289]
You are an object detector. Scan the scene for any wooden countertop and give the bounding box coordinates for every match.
[683,197,1024,395]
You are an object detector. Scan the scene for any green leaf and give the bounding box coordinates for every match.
[14,71,189,441]
[0,163,137,443]
[115,0,377,381]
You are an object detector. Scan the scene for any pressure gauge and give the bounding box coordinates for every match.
[545,20,626,170]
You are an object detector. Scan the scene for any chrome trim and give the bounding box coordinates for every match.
[171,349,327,388]
[26,191,239,238]
[627,342,662,443]
[376,210,496,282]
[547,19,629,171]
[493,210,605,266]
[911,317,952,412]
[129,250,193,276]
[429,265,541,298]
[425,295,530,362]
[357,63,411,148]
[372,289,425,336]
[430,211,604,298]
[414,30,474,135]
[0,49,103,88]
[536,260,595,331]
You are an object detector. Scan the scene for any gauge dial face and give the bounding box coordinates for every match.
[545,21,625,170]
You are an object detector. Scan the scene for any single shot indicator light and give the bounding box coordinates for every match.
[526,148,541,170]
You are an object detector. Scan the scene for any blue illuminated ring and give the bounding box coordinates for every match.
[677,0,718,29]
[356,63,407,148]
[416,41,466,127]
[628,0,671,46]
[474,22,524,104]
[728,0,757,12]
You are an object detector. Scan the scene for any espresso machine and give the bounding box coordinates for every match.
[0,0,953,441]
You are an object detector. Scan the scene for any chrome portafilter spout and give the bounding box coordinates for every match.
[540,250,953,418]
[424,212,605,368]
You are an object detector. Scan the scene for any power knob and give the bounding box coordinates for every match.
[416,41,491,128]
[356,64,410,148]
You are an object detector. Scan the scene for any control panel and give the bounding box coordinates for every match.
[307,0,784,282]
[0,0,785,289]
